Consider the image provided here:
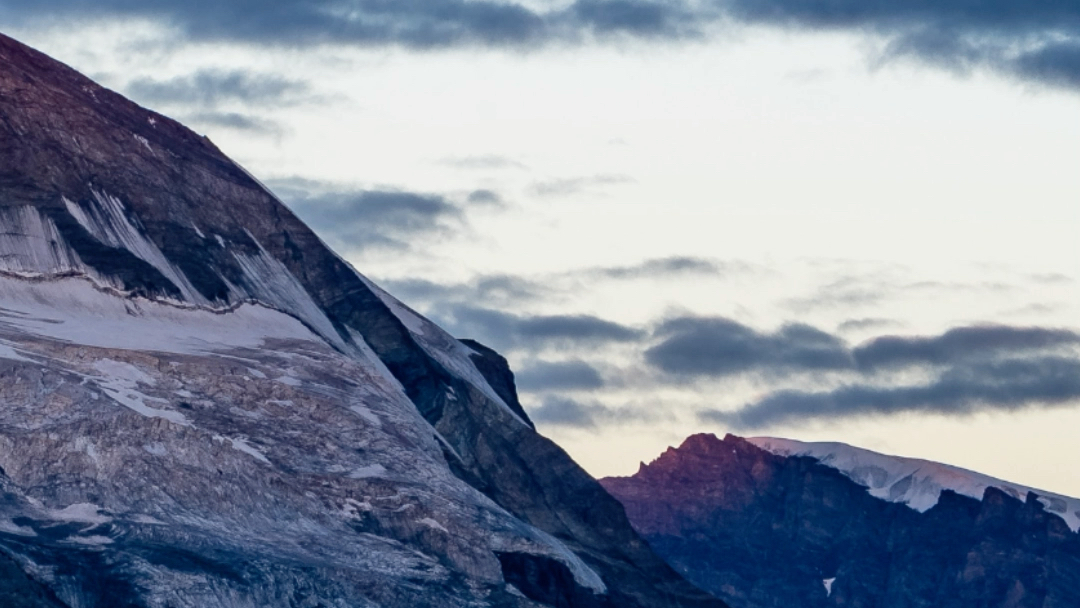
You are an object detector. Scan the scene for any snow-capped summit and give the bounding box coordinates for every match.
[0,32,724,608]
[749,436,1080,531]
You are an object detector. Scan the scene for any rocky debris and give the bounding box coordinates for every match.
[602,433,1080,608]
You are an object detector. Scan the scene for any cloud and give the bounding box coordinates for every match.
[183,111,283,135]
[381,274,547,308]
[466,189,507,208]
[528,395,651,429]
[379,256,740,309]
[120,70,318,137]
[585,256,743,280]
[645,316,853,377]
[530,174,635,198]
[439,155,527,170]
[784,275,1016,313]
[516,360,605,392]
[722,0,1080,90]
[784,276,888,312]
[439,305,644,351]
[646,318,1080,379]
[12,0,1080,90]
[705,356,1080,430]
[836,318,900,333]
[125,70,312,108]
[269,179,466,252]
[4,0,696,49]
[569,0,698,38]
[853,325,1080,371]
[681,323,1080,429]
[1030,273,1072,285]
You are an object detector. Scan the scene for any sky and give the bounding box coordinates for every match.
[4,0,1080,496]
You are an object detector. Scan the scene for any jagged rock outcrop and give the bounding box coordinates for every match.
[601,433,1080,608]
[0,32,726,608]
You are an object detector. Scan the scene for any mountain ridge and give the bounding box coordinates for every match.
[602,433,1080,608]
[0,31,726,608]
[747,435,1080,530]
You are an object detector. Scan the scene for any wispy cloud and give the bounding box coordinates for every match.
[184,111,284,135]
[379,255,744,309]
[126,69,314,108]
[380,275,548,309]
[530,174,635,198]
[438,155,527,171]
[836,318,900,333]
[528,395,657,429]
[120,69,321,137]
[269,178,469,252]
[584,256,746,280]
[440,305,645,351]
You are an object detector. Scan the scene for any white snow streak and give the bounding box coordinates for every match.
[93,359,190,426]
[47,503,112,525]
[348,464,387,479]
[0,206,83,275]
[750,437,1080,532]
[0,275,321,354]
[214,435,271,464]
[64,192,207,304]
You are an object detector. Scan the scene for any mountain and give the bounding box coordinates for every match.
[601,433,1080,608]
[0,32,726,608]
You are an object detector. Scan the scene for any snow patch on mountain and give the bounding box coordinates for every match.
[750,437,1080,532]
[93,359,191,426]
[65,192,208,304]
[0,274,321,354]
[231,230,350,352]
[45,503,112,526]
[0,205,82,275]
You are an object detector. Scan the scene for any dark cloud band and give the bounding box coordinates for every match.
[646,316,852,377]
[646,317,1080,379]
[516,360,606,392]
[705,356,1080,429]
[11,0,1080,89]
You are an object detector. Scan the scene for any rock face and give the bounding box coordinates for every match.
[601,433,1080,608]
[0,32,726,608]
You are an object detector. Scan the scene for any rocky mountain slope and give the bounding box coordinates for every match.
[0,32,725,608]
[601,433,1080,608]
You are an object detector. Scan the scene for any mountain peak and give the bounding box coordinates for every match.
[0,31,726,608]
[603,434,1080,608]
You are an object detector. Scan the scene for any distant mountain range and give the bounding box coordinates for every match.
[602,433,1080,608]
